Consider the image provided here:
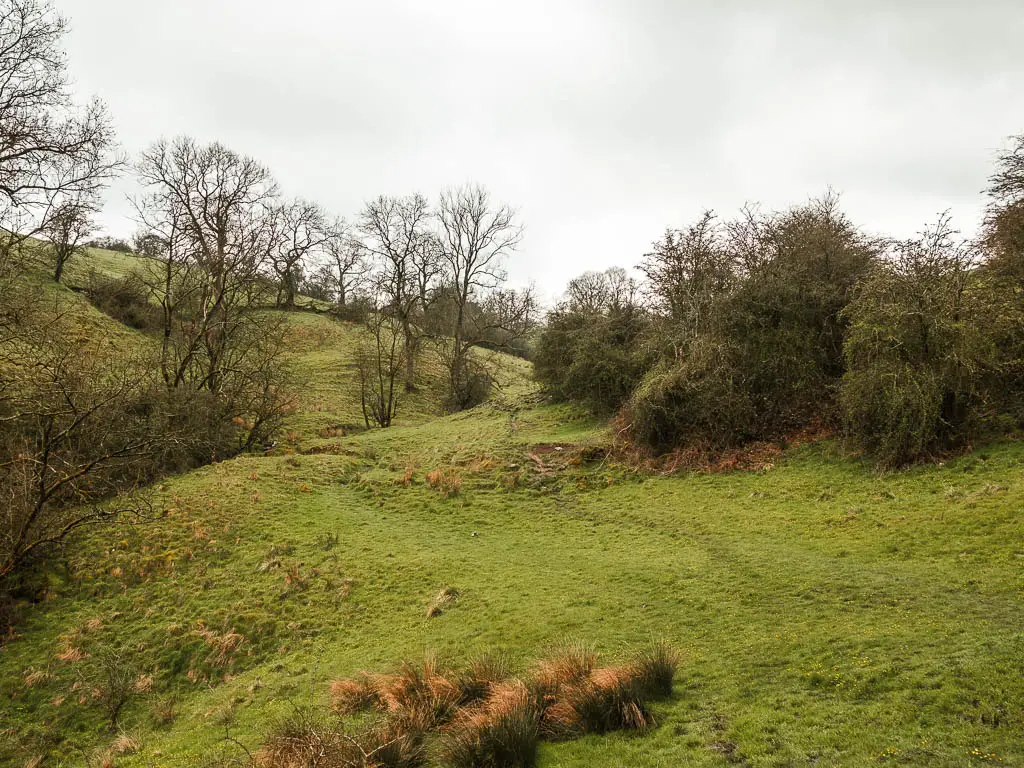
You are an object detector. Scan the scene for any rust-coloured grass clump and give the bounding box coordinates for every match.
[294,641,679,768]
[425,467,462,497]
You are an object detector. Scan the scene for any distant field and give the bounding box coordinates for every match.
[2,250,1022,767]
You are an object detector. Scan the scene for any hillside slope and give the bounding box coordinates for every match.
[1,251,1022,767]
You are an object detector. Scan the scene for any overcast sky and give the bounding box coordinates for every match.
[60,0,1024,298]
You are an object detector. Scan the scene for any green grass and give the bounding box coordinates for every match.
[277,311,535,449]
[3,402,1022,765]
[62,246,152,289]
[13,237,152,290]
[2,250,1023,766]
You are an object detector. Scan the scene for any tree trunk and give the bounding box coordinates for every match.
[284,272,295,308]
[404,320,417,391]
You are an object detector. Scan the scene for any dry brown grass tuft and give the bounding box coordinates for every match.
[258,707,425,768]
[23,667,52,687]
[109,732,139,755]
[358,716,428,768]
[425,586,460,619]
[257,709,340,768]
[261,643,678,766]
[85,730,140,768]
[194,625,245,666]
[55,643,87,663]
[441,679,540,768]
[538,666,650,739]
[454,653,511,705]
[400,462,416,485]
[425,467,462,497]
[463,456,497,474]
[283,564,310,592]
[532,641,678,740]
[532,641,596,692]
[151,696,177,727]
[629,638,679,698]
[133,674,154,694]
[329,674,379,715]
[374,657,460,730]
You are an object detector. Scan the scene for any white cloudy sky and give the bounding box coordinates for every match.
[60,0,1024,297]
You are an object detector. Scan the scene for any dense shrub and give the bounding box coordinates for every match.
[86,271,161,330]
[534,305,654,413]
[841,362,962,466]
[86,236,133,253]
[0,278,292,603]
[624,339,755,451]
[0,354,264,599]
[839,217,995,466]
[983,140,1024,396]
[329,294,373,323]
[712,196,877,434]
[445,358,494,412]
[543,199,876,451]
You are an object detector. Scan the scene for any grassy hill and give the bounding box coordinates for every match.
[1,250,1023,767]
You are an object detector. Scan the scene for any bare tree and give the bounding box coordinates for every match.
[308,219,372,318]
[355,294,404,429]
[436,183,523,409]
[274,198,329,308]
[43,196,96,282]
[324,221,368,308]
[0,204,37,323]
[984,134,1024,283]
[358,194,434,390]
[0,0,122,239]
[413,232,444,315]
[130,187,196,386]
[986,134,1024,205]
[134,136,279,393]
[563,267,639,316]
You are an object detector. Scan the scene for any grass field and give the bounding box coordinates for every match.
[1,251,1023,767]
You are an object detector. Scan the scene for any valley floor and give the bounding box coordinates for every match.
[1,288,1022,768]
[2,394,1022,766]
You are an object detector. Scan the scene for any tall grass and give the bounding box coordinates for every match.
[314,642,679,767]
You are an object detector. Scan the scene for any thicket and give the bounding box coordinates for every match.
[0,0,296,612]
[538,140,1024,465]
[0,262,292,617]
[534,267,654,412]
